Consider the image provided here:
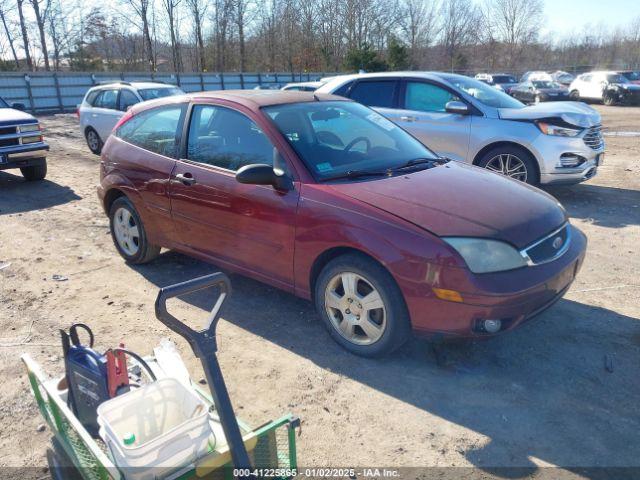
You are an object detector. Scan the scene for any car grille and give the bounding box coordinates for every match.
[583,125,603,150]
[522,224,570,265]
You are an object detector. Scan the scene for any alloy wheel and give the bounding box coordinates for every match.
[324,272,387,345]
[87,131,100,151]
[485,154,528,182]
[113,207,140,256]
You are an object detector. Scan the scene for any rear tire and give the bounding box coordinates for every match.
[569,90,580,101]
[20,161,47,181]
[314,253,411,357]
[109,196,160,264]
[85,128,103,155]
[477,145,539,185]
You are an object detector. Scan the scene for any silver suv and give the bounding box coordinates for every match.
[318,72,604,185]
[78,81,183,155]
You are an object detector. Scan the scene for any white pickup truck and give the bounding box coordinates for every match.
[0,97,49,181]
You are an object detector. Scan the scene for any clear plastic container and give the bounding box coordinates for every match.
[97,378,211,480]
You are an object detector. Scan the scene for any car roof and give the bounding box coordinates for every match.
[318,71,472,91]
[89,81,176,91]
[186,89,349,108]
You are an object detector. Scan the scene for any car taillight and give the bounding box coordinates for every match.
[113,110,134,131]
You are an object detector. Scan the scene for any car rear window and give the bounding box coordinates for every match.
[349,81,396,108]
[138,87,184,101]
[116,104,186,157]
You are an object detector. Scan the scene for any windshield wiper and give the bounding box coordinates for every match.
[389,157,446,172]
[319,169,391,182]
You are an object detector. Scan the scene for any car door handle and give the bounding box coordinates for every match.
[175,173,196,186]
[399,115,417,122]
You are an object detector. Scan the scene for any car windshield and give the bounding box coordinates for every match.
[263,101,440,181]
[441,75,524,108]
[533,81,561,89]
[606,74,628,84]
[0,97,8,108]
[138,87,184,101]
[493,75,516,84]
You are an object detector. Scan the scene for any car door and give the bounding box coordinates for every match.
[392,80,471,162]
[110,103,187,242]
[580,74,600,98]
[92,89,124,140]
[169,103,299,289]
[346,79,400,120]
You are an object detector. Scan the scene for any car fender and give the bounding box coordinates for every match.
[99,170,165,243]
[293,193,458,299]
[468,117,542,165]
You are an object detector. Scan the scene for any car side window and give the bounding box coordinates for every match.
[116,104,186,157]
[333,81,354,97]
[119,90,139,111]
[94,89,118,110]
[582,74,592,82]
[404,82,460,112]
[85,90,100,106]
[349,81,396,108]
[186,104,274,171]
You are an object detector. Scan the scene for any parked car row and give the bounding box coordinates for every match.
[475,69,640,106]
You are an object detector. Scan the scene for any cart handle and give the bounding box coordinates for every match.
[154,272,231,354]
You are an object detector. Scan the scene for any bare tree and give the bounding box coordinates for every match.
[121,0,155,70]
[29,0,50,70]
[440,0,480,70]
[187,0,207,70]
[16,0,34,70]
[484,0,543,68]
[161,0,183,71]
[399,0,440,68]
[0,0,21,68]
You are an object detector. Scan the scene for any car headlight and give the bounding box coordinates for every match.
[443,237,527,273]
[536,122,582,137]
[18,123,40,133]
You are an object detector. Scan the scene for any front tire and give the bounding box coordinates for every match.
[603,93,616,106]
[314,253,411,357]
[109,196,160,264]
[477,145,539,185]
[20,161,47,181]
[85,128,103,155]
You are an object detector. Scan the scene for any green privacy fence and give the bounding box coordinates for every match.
[0,71,338,114]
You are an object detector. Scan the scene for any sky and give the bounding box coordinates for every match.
[541,0,640,36]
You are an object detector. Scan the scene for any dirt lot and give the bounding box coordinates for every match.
[1,106,639,479]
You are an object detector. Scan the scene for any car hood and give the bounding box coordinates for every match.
[328,162,566,249]
[0,107,37,127]
[616,83,640,91]
[498,101,601,128]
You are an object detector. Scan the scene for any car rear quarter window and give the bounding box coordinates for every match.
[116,104,186,157]
[404,82,459,112]
[85,90,100,106]
[186,104,274,171]
[119,90,139,111]
[349,81,396,108]
[94,89,119,110]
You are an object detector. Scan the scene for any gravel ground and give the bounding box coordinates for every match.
[0,105,639,479]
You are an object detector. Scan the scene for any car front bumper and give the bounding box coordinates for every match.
[405,224,587,339]
[532,131,604,185]
[0,144,48,170]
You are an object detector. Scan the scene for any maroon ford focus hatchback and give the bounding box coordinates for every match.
[98,90,586,357]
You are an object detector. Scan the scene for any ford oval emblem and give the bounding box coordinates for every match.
[552,237,563,249]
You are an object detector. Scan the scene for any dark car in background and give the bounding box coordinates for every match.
[98,90,587,357]
[510,80,571,104]
[617,71,640,85]
[475,73,519,94]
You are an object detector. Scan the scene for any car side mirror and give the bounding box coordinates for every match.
[11,102,26,111]
[235,163,293,192]
[445,101,469,115]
